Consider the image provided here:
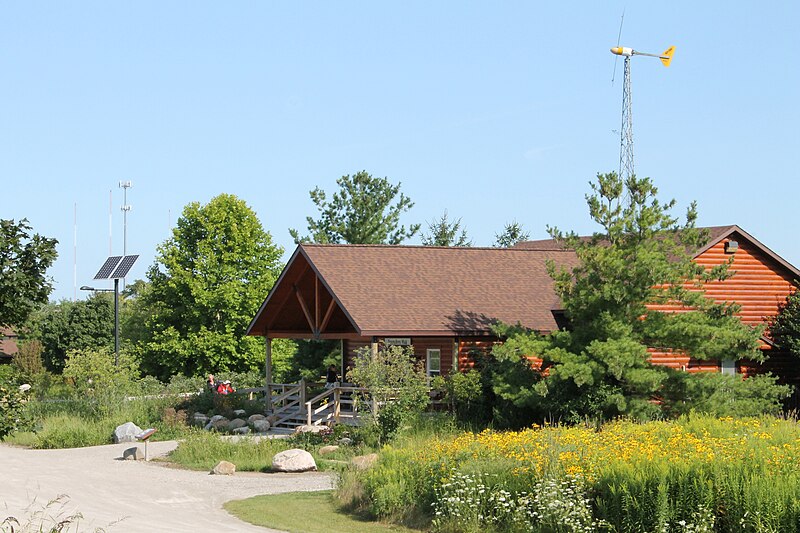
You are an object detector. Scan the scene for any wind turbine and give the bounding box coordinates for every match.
[610,43,675,181]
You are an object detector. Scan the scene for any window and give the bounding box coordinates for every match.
[721,359,736,375]
[426,348,441,377]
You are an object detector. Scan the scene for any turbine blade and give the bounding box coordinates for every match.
[612,9,625,85]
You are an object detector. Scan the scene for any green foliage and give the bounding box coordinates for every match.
[0,383,31,439]
[290,170,420,245]
[344,416,800,532]
[25,294,114,372]
[167,430,293,471]
[770,288,800,357]
[493,220,530,248]
[431,369,490,424]
[491,173,766,423]
[137,194,283,379]
[12,339,44,382]
[349,345,430,443]
[663,372,792,418]
[288,339,339,382]
[61,348,141,417]
[0,218,58,329]
[421,211,471,247]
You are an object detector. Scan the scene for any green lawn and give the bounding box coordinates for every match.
[224,490,422,533]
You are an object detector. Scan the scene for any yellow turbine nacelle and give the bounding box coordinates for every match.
[610,46,634,57]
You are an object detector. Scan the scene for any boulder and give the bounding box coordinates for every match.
[211,418,230,431]
[351,453,379,470]
[18,384,32,393]
[272,449,317,472]
[338,437,353,446]
[232,427,251,435]
[293,424,328,435]
[113,422,143,444]
[211,461,236,475]
[192,413,210,427]
[228,418,247,430]
[123,447,144,461]
[252,419,271,433]
[209,414,227,423]
[233,409,247,417]
[319,445,339,456]
[266,414,279,426]
[247,414,265,423]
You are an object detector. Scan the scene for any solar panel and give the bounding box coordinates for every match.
[110,255,139,279]
[94,256,123,280]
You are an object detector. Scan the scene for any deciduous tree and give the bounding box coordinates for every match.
[26,295,114,372]
[0,219,57,328]
[138,194,286,379]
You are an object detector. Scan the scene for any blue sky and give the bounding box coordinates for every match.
[3,2,798,301]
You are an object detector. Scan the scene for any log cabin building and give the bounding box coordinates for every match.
[247,225,799,385]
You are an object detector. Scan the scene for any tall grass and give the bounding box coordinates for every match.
[341,415,800,532]
[166,431,292,471]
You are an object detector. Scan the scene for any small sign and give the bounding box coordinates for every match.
[384,337,411,346]
[135,428,157,441]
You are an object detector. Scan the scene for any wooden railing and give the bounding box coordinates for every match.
[235,380,376,427]
[304,385,370,426]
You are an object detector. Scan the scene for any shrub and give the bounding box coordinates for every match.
[0,383,32,439]
[432,369,491,426]
[348,345,429,444]
[662,372,792,418]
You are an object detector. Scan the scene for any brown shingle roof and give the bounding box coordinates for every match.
[514,226,740,252]
[251,245,579,336]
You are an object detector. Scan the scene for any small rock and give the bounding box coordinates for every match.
[351,453,379,470]
[211,418,230,431]
[210,414,227,423]
[123,447,144,461]
[319,445,339,455]
[113,422,143,444]
[293,424,327,435]
[252,419,271,433]
[233,409,246,417]
[192,413,210,427]
[18,384,31,393]
[247,414,265,423]
[211,460,236,475]
[338,437,353,446]
[272,449,317,472]
[228,418,247,430]
[232,427,251,435]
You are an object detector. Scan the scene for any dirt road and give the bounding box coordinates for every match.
[0,441,334,532]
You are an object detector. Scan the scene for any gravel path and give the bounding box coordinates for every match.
[0,441,335,532]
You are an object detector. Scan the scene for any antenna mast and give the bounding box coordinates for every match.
[620,55,634,182]
[610,45,675,182]
[119,181,132,290]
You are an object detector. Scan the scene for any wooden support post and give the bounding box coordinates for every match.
[371,336,379,359]
[299,377,308,425]
[265,337,273,413]
[334,386,341,423]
